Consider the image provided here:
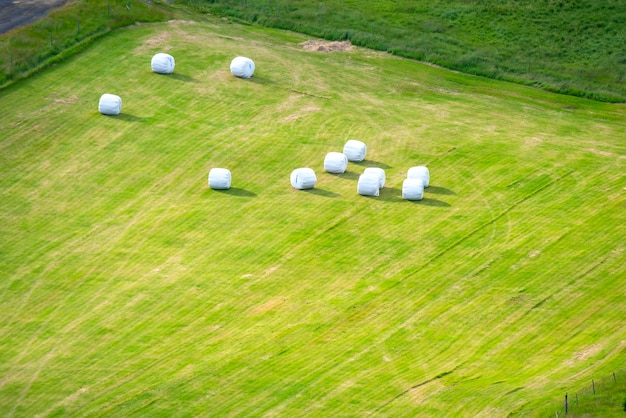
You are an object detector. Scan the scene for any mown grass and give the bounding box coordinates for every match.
[182,0,626,103]
[0,18,624,417]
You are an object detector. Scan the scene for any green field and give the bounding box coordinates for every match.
[184,0,626,102]
[1,18,625,417]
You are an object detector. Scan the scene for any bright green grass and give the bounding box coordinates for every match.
[0,19,624,417]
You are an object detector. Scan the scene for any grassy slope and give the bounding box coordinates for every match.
[0,18,624,417]
[0,0,172,86]
[183,0,626,102]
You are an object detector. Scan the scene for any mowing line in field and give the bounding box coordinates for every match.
[240,168,578,412]
[374,368,457,412]
[1,165,203,404]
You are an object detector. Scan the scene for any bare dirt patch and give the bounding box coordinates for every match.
[300,40,355,52]
[168,20,196,25]
[53,94,79,105]
[133,30,171,54]
[565,344,603,366]
[35,387,88,418]
[585,148,626,159]
[250,298,286,316]
[283,105,321,122]
[525,136,543,146]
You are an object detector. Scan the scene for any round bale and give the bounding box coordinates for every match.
[151,53,175,74]
[343,139,367,162]
[324,152,348,174]
[290,168,317,190]
[407,166,430,187]
[208,168,232,190]
[98,94,122,116]
[363,167,385,189]
[230,56,255,78]
[357,173,380,196]
[402,178,424,201]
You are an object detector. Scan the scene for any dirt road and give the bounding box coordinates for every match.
[0,0,69,34]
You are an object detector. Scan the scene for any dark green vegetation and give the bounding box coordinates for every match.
[559,371,626,416]
[184,0,626,102]
[1,13,625,418]
[0,0,172,87]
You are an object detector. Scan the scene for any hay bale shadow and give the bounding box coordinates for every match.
[112,113,144,122]
[332,171,360,181]
[418,197,451,207]
[303,188,340,198]
[378,186,404,202]
[427,185,455,195]
[213,187,257,197]
[247,76,274,86]
[167,73,199,83]
[353,159,392,169]
[375,187,451,206]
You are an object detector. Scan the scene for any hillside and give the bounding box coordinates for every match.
[184,0,626,102]
[0,17,624,417]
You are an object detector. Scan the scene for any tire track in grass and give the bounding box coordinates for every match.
[51,198,290,403]
[66,203,362,413]
[397,169,573,283]
[59,309,232,416]
[3,166,200,411]
[237,169,574,415]
[7,128,560,418]
[306,241,615,415]
[0,163,186,339]
[231,165,491,412]
[6,352,56,418]
[5,121,328,412]
[0,117,161,314]
[0,47,247,340]
[468,250,624,411]
[0,50,337,411]
[51,193,366,413]
[365,171,575,410]
[448,163,502,251]
[374,368,458,413]
[429,211,624,413]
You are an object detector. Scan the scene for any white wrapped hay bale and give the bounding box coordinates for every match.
[98,94,122,116]
[324,152,348,174]
[151,53,175,74]
[208,168,232,190]
[357,173,380,197]
[290,168,316,190]
[407,166,430,188]
[363,167,385,189]
[230,56,255,78]
[402,178,424,201]
[343,139,367,162]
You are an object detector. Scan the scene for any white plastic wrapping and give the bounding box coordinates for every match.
[151,53,175,74]
[230,56,255,78]
[363,167,385,189]
[402,178,424,201]
[324,152,348,174]
[290,168,316,190]
[98,94,122,116]
[208,168,232,190]
[343,139,367,162]
[407,166,430,188]
[357,173,380,196]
